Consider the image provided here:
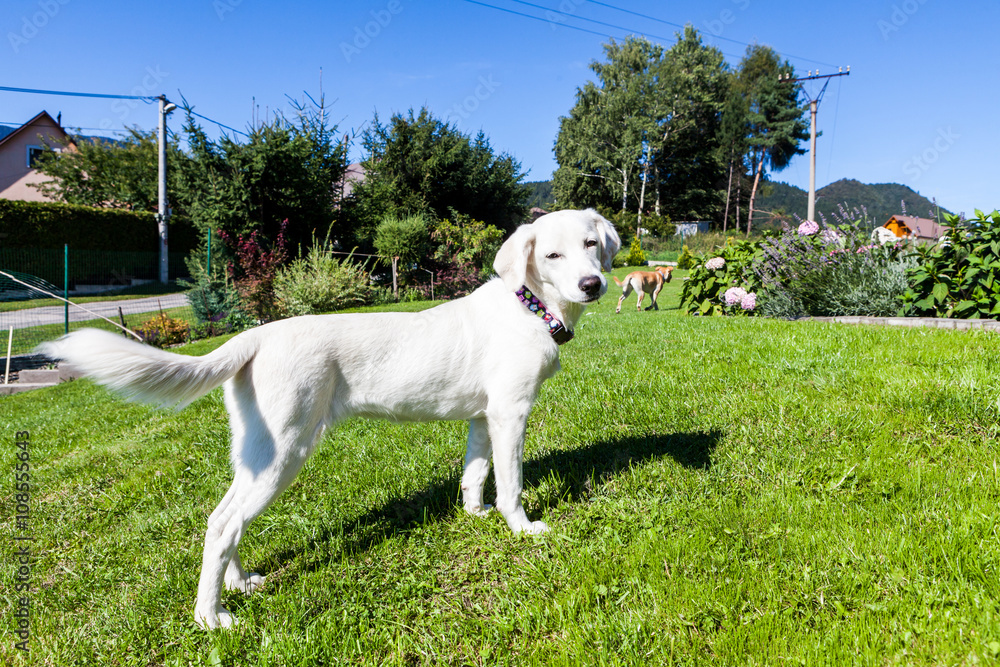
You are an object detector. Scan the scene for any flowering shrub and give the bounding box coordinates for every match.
[137,312,190,348]
[430,214,503,298]
[752,224,911,319]
[797,220,819,236]
[679,238,763,316]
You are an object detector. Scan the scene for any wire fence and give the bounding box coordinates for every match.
[0,247,194,361]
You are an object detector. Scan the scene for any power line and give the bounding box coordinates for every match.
[0,84,158,102]
[184,108,249,138]
[506,0,675,42]
[0,83,249,139]
[586,0,838,68]
[464,0,836,69]
[461,0,617,39]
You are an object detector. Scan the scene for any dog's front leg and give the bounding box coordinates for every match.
[461,417,493,516]
[488,406,548,535]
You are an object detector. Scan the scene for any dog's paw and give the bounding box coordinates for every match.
[194,605,239,630]
[464,502,493,517]
[226,572,266,594]
[515,520,548,535]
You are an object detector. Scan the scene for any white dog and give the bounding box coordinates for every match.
[40,208,621,630]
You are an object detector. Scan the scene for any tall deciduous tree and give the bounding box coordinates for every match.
[553,36,660,217]
[646,27,729,223]
[32,128,189,214]
[736,45,808,235]
[553,30,729,227]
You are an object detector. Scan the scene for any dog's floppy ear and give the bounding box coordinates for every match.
[587,209,622,272]
[494,224,536,291]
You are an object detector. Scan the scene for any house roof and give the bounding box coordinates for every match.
[885,214,945,240]
[0,110,70,151]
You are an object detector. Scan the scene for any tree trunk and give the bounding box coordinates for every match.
[637,142,651,237]
[621,168,629,212]
[735,172,741,235]
[654,165,661,216]
[722,158,733,234]
[746,153,764,237]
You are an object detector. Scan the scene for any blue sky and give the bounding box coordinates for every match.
[3,0,996,218]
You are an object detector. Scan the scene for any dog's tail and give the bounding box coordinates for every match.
[613,276,625,286]
[38,328,259,409]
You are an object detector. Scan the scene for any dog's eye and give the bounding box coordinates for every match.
[546,252,561,260]
[585,239,599,249]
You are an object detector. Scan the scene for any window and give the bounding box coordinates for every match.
[26,145,45,169]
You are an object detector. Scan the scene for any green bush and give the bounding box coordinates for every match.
[135,312,190,348]
[374,213,430,271]
[677,244,696,269]
[0,199,198,251]
[624,237,647,267]
[679,238,763,316]
[791,250,914,317]
[273,242,374,316]
[642,212,675,237]
[901,210,1000,319]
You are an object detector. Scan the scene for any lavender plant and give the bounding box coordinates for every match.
[750,219,911,318]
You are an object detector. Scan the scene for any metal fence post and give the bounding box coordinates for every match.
[64,243,68,335]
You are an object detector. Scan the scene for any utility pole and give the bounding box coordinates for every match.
[157,95,177,283]
[780,67,850,223]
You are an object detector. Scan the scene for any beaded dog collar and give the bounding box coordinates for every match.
[515,286,574,345]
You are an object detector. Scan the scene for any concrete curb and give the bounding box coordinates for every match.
[803,316,1000,331]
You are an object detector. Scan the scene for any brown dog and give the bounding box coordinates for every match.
[614,266,674,313]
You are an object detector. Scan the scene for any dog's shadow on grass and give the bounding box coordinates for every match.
[262,429,721,582]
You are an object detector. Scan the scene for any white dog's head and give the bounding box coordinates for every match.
[494,208,621,305]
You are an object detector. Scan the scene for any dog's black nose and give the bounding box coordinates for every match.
[579,275,602,296]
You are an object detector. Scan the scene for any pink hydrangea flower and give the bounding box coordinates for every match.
[724,286,747,306]
[705,257,726,271]
[797,220,819,236]
[740,292,757,310]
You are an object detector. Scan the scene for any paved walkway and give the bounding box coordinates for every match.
[0,293,189,330]
[806,315,1000,331]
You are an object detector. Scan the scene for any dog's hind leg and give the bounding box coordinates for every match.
[194,372,328,630]
[194,433,316,629]
[461,417,493,516]
[616,283,633,313]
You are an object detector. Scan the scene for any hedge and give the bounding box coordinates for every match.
[0,199,198,252]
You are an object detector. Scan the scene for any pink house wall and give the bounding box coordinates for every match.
[0,113,70,202]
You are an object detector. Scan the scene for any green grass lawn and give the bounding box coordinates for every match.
[4,271,1000,665]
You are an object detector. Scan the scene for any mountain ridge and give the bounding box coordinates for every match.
[755,178,952,226]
